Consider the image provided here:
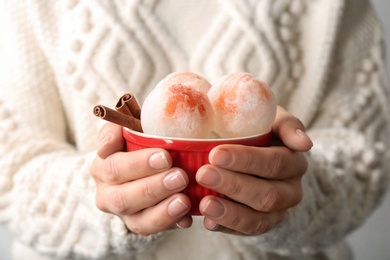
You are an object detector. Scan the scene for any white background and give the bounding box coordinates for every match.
[1,0,390,259]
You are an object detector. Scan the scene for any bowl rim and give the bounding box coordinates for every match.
[123,127,272,142]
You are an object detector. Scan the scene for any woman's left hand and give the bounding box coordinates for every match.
[196,106,313,235]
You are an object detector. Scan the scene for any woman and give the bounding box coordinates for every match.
[0,0,389,259]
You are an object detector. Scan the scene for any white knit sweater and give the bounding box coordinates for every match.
[0,0,389,259]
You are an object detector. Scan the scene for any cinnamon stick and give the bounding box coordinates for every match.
[115,99,132,116]
[93,105,143,132]
[115,93,141,119]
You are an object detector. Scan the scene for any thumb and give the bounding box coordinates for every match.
[272,106,313,152]
[97,123,125,159]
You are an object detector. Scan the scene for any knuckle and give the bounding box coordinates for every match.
[141,181,159,202]
[230,213,244,228]
[127,155,141,176]
[265,153,284,179]
[228,176,244,197]
[298,154,309,175]
[103,156,121,183]
[110,188,127,214]
[293,194,303,207]
[128,222,150,236]
[127,216,164,236]
[253,219,270,235]
[291,184,303,207]
[257,187,280,212]
[133,226,152,236]
[95,195,108,213]
[242,149,258,172]
[149,215,167,231]
[138,230,152,237]
[90,157,99,179]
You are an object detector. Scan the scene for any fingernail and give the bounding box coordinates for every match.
[175,222,185,229]
[163,170,186,190]
[210,150,232,167]
[296,129,308,139]
[197,168,221,187]
[296,129,313,145]
[201,199,225,218]
[204,218,219,231]
[167,198,189,217]
[149,152,169,169]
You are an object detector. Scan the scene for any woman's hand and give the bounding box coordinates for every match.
[90,123,193,236]
[196,106,312,235]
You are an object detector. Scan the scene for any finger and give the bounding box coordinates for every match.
[203,212,287,235]
[175,215,193,229]
[97,123,125,159]
[124,194,192,236]
[96,168,188,215]
[202,218,241,235]
[94,148,172,185]
[199,196,284,236]
[208,145,308,180]
[272,106,313,152]
[197,165,303,212]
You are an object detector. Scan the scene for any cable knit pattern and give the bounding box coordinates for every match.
[0,0,389,259]
[238,0,390,255]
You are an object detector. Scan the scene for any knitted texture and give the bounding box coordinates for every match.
[0,0,389,259]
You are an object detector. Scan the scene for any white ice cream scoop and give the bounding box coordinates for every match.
[141,72,214,138]
[156,71,211,93]
[208,72,277,138]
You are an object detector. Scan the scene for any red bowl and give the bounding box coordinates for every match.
[123,128,272,215]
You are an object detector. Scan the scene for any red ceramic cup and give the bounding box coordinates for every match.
[123,128,272,215]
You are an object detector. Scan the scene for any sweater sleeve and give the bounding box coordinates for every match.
[0,2,163,259]
[232,0,390,255]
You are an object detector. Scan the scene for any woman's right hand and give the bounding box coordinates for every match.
[90,123,192,236]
